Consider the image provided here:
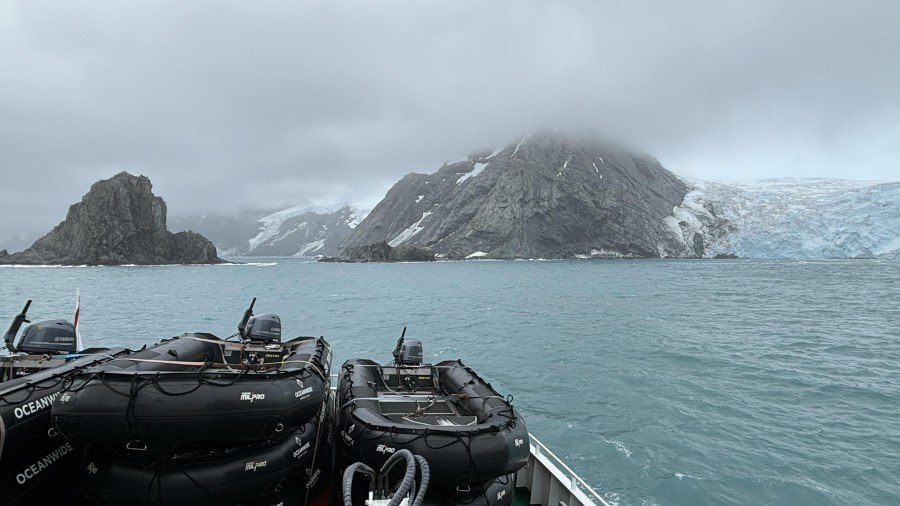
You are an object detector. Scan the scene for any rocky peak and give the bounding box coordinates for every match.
[341,132,695,259]
[0,172,222,265]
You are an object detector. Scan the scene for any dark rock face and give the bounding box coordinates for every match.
[341,132,694,259]
[0,172,223,265]
[321,241,434,262]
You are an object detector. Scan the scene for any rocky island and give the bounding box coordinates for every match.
[0,172,223,265]
[320,241,434,262]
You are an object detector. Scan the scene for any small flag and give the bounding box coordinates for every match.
[74,289,83,352]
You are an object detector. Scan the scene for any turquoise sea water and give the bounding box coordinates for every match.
[2,258,899,505]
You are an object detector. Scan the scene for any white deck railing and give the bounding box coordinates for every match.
[518,433,611,506]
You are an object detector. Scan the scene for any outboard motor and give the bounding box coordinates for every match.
[392,328,424,366]
[245,314,282,343]
[15,319,78,354]
[238,297,281,342]
[399,339,423,366]
[3,299,76,354]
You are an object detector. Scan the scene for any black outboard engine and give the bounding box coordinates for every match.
[16,319,78,354]
[399,339,423,366]
[245,314,282,343]
[230,299,286,367]
[4,299,77,355]
[391,328,424,366]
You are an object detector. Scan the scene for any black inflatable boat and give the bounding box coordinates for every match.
[336,334,529,496]
[52,301,332,451]
[53,299,334,505]
[1,299,127,505]
[79,389,335,506]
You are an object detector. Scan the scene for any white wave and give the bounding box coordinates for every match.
[603,438,632,458]
[433,346,460,356]
[0,264,88,268]
[215,261,278,267]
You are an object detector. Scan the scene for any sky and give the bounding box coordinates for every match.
[1,0,898,243]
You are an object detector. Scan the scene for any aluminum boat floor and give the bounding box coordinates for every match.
[377,393,478,426]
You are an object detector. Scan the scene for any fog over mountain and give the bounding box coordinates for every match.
[336,133,900,260]
[1,1,898,243]
[160,132,899,261]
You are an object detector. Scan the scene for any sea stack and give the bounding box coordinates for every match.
[0,172,223,265]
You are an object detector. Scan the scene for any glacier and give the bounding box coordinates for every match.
[244,204,367,256]
[664,178,900,259]
[248,203,349,252]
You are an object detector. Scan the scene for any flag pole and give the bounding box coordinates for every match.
[74,289,83,352]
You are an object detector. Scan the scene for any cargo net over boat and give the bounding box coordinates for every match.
[338,331,529,506]
[49,298,334,505]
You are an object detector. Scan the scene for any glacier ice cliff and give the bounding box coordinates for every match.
[664,178,900,259]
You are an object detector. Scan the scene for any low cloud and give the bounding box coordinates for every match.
[1,0,898,240]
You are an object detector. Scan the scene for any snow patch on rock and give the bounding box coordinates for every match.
[295,239,326,256]
[456,163,489,185]
[388,211,433,247]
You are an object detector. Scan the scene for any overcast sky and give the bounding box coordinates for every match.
[1,0,898,242]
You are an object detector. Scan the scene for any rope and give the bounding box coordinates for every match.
[303,390,329,506]
[53,339,332,448]
[108,357,212,367]
[349,364,466,369]
[0,352,127,405]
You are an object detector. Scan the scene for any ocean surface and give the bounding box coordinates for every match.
[2,258,898,505]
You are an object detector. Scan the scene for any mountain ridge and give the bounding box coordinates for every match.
[341,132,695,259]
